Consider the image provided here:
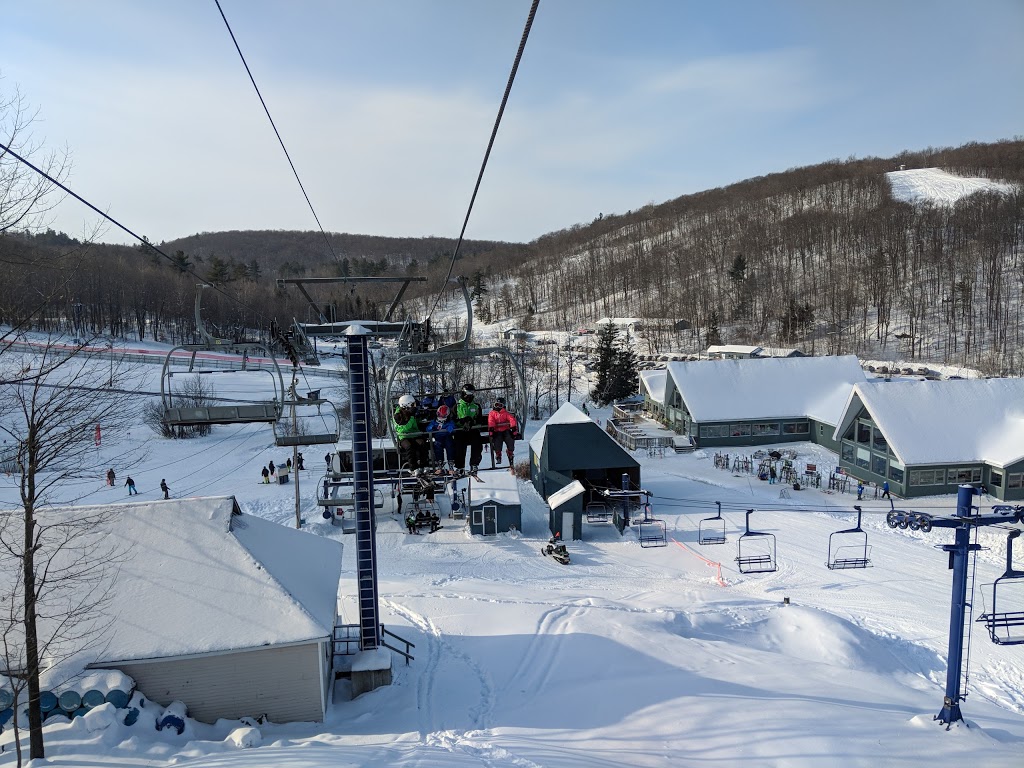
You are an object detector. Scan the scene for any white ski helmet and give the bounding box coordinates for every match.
[398,394,416,408]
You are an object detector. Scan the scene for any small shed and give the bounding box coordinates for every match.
[529,402,641,540]
[455,471,522,535]
[57,496,345,724]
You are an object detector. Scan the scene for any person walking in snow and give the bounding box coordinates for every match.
[768,465,777,485]
[487,399,519,470]
[297,453,305,471]
[261,466,270,484]
[269,460,276,478]
[881,480,891,499]
[106,468,116,486]
[857,481,864,500]
[125,476,137,495]
[160,479,170,499]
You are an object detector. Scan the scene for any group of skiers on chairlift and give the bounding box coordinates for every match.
[393,383,519,476]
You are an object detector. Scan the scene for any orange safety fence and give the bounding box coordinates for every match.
[671,537,726,587]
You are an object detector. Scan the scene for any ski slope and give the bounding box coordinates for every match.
[1,348,1023,767]
[887,167,1019,206]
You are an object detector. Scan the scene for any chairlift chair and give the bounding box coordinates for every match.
[273,393,342,447]
[826,506,872,570]
[638,518,667,548]
[586,502,612,523]
[160,342,284,427]
[978,529,1024,645]
[698,501,727,545]
[735,509,777,574]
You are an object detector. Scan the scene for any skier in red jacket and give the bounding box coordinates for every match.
[487,399,519,470]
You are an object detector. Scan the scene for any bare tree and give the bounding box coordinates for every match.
[0,79,71,235]
[0,340,139,761]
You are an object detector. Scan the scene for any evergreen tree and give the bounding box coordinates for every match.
[591,322,619,406]
[705,310,723,348]
[607,342,639,402]
[205,256,231,285]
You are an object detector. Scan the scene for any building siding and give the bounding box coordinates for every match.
[108,641,327,723]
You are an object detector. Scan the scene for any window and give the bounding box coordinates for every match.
[1008,473,1023,489]
[700,425,728,438]
[857,422,871,444]
[889,465,904,483]
[872,454,887,476]
[910,469,945,486]
[841,442,855,462]
[872,430,888,453]
[856,447,870,470]
[990,470,1003,487]
[783,422,810,435]
[752,423,780,436]
[730,424,751,437]
[948,468,983,484]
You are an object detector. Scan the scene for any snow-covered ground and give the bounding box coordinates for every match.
[886,167,1019,206]
[1,344,1024,767]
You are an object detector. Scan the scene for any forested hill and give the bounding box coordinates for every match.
[3,139,1023,376]
[160,230,514,280]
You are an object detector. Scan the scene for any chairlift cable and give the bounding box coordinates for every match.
[425,0,540,322]
[213,0,342,268]
[0,138,270,327]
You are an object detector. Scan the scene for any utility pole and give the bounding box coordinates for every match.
[291,373,301,529]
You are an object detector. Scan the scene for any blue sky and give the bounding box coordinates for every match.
[1,0,1022,247]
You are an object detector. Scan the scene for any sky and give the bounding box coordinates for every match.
[2,340,1024,766]
[1,0,1022,248]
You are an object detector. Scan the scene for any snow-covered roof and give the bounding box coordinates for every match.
[639,369,667,404]
[41,496,342,665]
[758,347,803,358]
[707,344,763,356]
[837,379,1024,467]
[547,480,586,511]
[530,401,593,455]
[455,470,521,507]
[666,355,866,424]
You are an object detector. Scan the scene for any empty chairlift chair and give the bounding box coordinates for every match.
[273,391,342,447]
[735,509,777,574]
[698,501,727,545]
[826,506,872,570]
[636,501,667,548]
[160,342,285,428]
[978,529,1024,646]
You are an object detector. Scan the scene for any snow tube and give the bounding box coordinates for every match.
[58,690,82,712]
[82,690,106,709]
[39,690,58,713]
[105,689,130,709]
[157,714,185,735]
[123,707,140,726]
[71,707,88,718]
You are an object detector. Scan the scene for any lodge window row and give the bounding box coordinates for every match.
[840,442,905,483]
[907,467,983,486]
[990,470,1023,489]
[700,422,809,439]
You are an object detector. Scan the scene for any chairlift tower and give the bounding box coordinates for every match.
[917,485,1024,728]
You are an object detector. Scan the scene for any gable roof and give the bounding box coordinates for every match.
[531,402,640,470]
[837,379,1024,467]
[666,355,866,425]
[639,369,667,404]
[454,469,521,507]
[16,496,343,669]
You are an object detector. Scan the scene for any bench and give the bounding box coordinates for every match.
[828,557,870,570]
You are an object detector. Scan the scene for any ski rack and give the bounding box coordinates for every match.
[735,509,777,574]
[698,501,727,545]
[827,506,872,570]
[977,528,1024,646]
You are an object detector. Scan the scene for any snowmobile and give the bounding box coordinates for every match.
[542,535,570,565]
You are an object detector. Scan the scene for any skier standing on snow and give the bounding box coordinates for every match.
[487,399,519,470]
[125,476,137,495]
[261,466,270,484]
[160,479,170,499]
